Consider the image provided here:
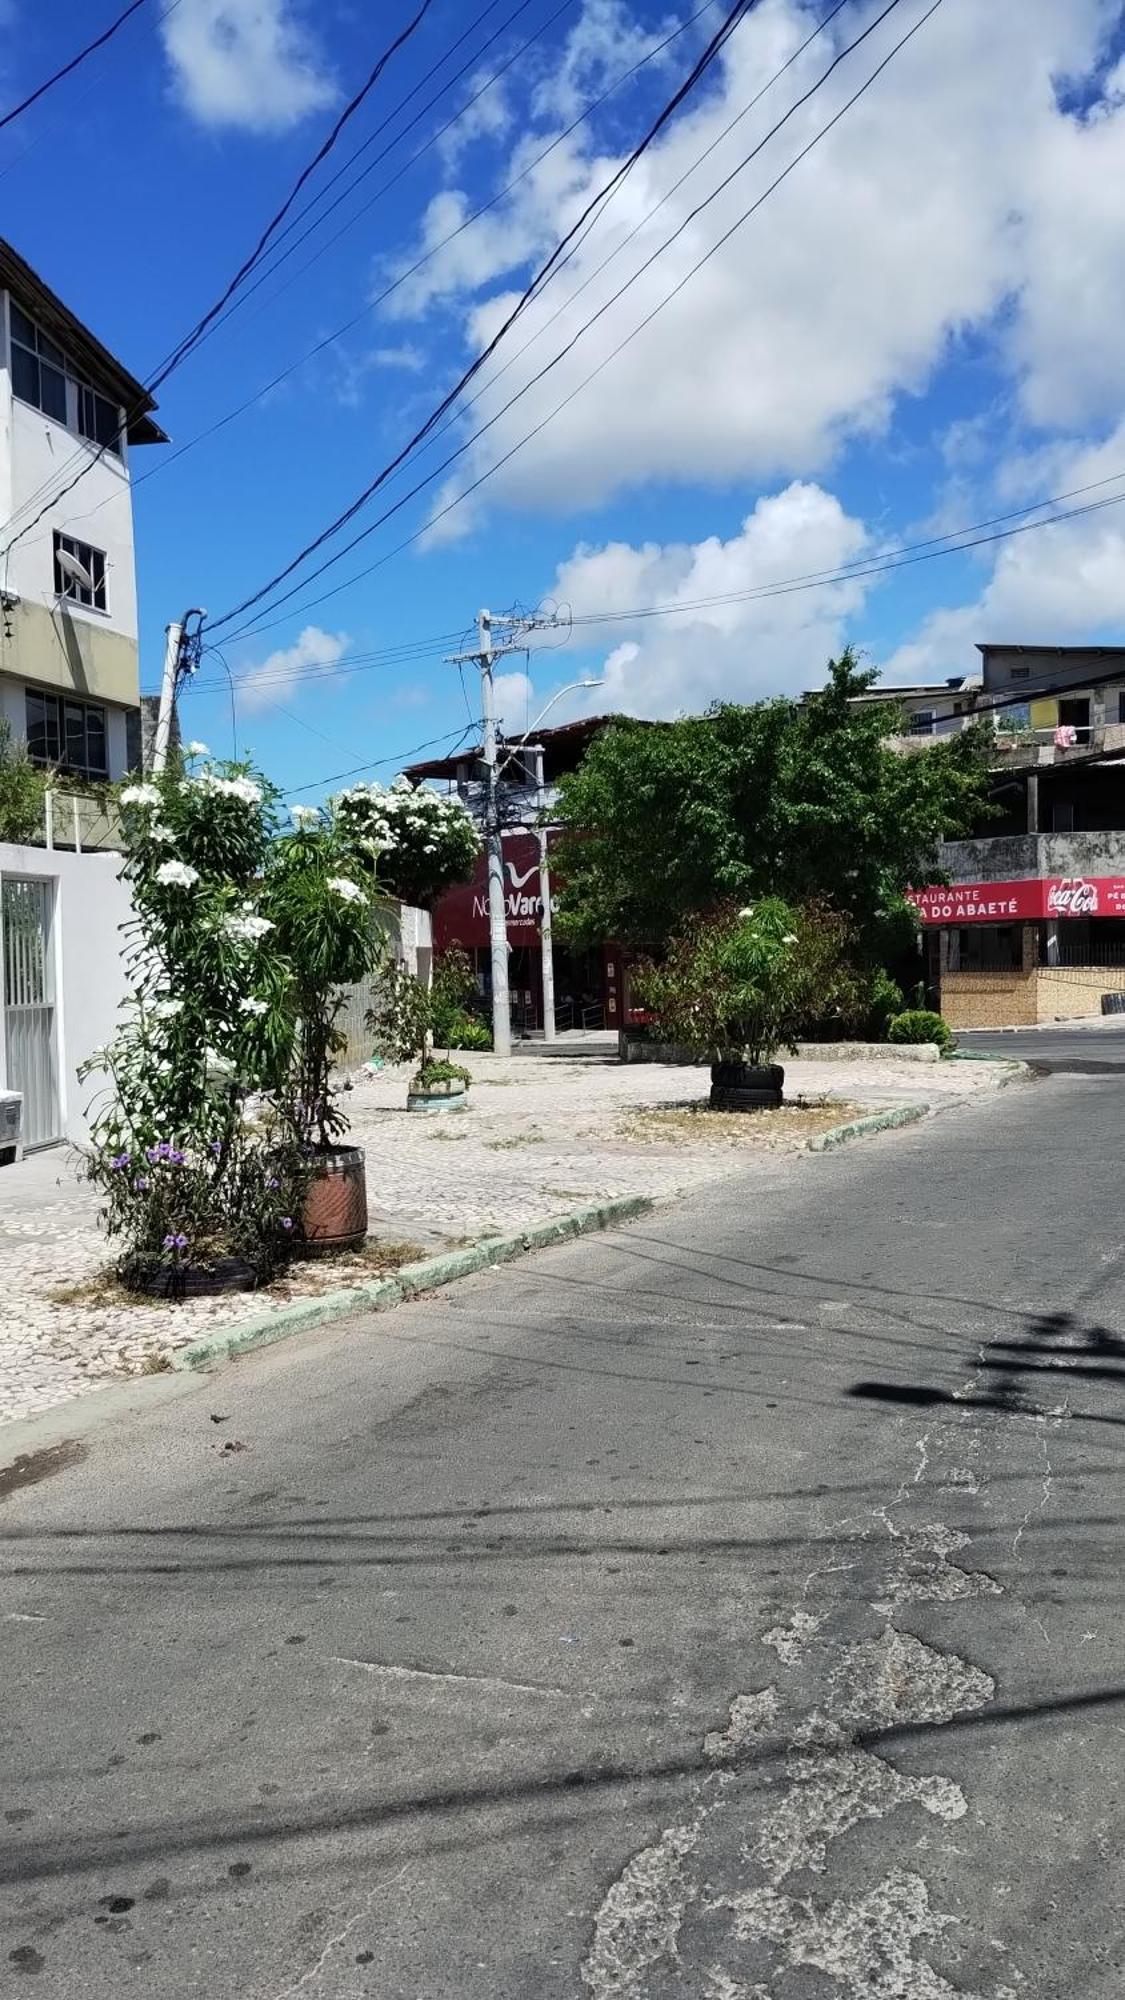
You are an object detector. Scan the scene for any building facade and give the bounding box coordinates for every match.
[0,238,164,785]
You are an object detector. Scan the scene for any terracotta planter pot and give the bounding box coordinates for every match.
[709,1060,784,1112]
[300,1144,368,1251]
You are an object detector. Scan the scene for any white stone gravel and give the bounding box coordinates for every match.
[0,1045,1019,1428]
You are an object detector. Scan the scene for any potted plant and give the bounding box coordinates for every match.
[264,808,383,1250]
[366,958,476,1110]
[80,751,305,1294]
[632,900,817,1110]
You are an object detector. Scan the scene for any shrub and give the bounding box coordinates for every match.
[633,899,828,1066]
[0,719,46,843]
[430,946,491,1051]
[413,1057,471,1089]
[887,1008,952,1051]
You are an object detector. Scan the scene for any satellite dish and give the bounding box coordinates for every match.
[56,547,94,591]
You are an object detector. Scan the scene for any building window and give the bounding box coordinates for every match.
[8,300,122,455]
[53,531,107,612]
[909,710,936,736]
[1009,666,1030,682]
[952,924,1023,972]
[25,689,108,779]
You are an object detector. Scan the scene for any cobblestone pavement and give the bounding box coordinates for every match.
[0,1047,1020,1427]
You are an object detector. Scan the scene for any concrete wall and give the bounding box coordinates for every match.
[0,842,132,1144]
[939,830,1125,884]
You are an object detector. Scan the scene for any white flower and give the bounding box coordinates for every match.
[186,741,210,757]
[120,783,161,808]
[155,860,199,889]
[290,804,319,825]
[328,875,364,903]
[738,907,755,919]
[149,823,175,844]
[782,933,798,945]
[239,996,268,1016]
[224,913,274,943]
[192,771,262,806]
[152,998,183,1020]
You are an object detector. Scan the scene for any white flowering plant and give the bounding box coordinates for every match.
[83,758,304,1287]
[331,776,478,909]
[262,816,381,1152]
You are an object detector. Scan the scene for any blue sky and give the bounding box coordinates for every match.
[4,0,1125,797]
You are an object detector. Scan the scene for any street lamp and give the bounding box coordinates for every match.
[499,678,604,1044]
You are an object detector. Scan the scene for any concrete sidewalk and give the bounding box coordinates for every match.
[0,1048,1021,1427]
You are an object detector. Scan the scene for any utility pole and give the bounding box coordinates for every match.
[152,620,183,774]
[478,609,512,1057]
[152,608,206,775]
[532,744,557,1043]
[446,608,582,1058]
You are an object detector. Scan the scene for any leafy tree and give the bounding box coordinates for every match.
[0,720,47,843]
[553,651,992,961]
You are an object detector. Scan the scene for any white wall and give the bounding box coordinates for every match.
[3,397,138,640]
[0,843,132,1144]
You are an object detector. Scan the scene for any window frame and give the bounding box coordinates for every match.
[7,298,124,458]
[24,687,109,781]
[52,530,108,615]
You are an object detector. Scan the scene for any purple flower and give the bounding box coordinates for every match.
[280,1216,294,1231]
[210,1140,223,1156]
[169,1149,186,1166]
[109,1152,130,1171]
[174,1232,188,1250]
[145,1146,161,1165]
[134,1176,150,1192]
[266,1176,279,1191]
[157,1142,174,1160]
[162,1234,176,1250]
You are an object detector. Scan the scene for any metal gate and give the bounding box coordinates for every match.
[2,877,61,1149]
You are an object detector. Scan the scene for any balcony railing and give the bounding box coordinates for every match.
[23,788,123,854]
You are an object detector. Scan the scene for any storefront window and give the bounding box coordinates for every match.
[950,925,1023,971]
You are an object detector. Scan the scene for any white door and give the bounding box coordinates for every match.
[2,876,61,1149]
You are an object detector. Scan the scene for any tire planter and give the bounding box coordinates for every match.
[407,1078,468,1114]
[709,1059,784,1112]
[130,1255,259,1300]
[300,1144,368,1251]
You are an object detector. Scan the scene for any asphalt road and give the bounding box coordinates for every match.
[1,1075,1123,1998]
[956,1020,1125,1071]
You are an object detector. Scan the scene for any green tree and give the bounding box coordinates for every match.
[0,720,47,843]
[553,651,992,959]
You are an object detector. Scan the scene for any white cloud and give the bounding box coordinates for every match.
[546,479,871,716]
[162,0,334,133]
[237,624,349,711]
[883,423,1125,684]
[531,0,678,123]
[437,67,514,169]
[493,668,534,728]
[388,0,1125,522]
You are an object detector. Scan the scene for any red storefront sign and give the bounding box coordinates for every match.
[432,831,557,950]
[908,877,1125,924]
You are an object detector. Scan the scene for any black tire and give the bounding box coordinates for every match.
[710,1085,783,1112]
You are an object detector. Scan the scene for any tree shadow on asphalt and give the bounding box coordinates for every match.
[849,1304,1125,1425]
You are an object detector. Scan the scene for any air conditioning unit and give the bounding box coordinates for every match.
[0,1091,22,1164]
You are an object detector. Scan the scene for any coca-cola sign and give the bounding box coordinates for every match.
[1046,878,1099,916]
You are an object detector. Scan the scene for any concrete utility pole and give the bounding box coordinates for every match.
[447,609,596,1057]
[478,609,513,1058]
[152,609,206,774]
[533,744,557,1043]
[152,620,183,775]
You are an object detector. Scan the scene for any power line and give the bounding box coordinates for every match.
[284,720,484,797]
[0,0,440,556]
[0,0,151,133]
[184,0,567,353]
[215,0,926,643]
[147,0,436,392]
[207,0,758,634]
[58,1,710,534]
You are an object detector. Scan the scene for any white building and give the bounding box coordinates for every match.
[0,236,165,783]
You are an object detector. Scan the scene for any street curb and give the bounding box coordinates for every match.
[171,1194,654,1375]
[806,1102,929,1151]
